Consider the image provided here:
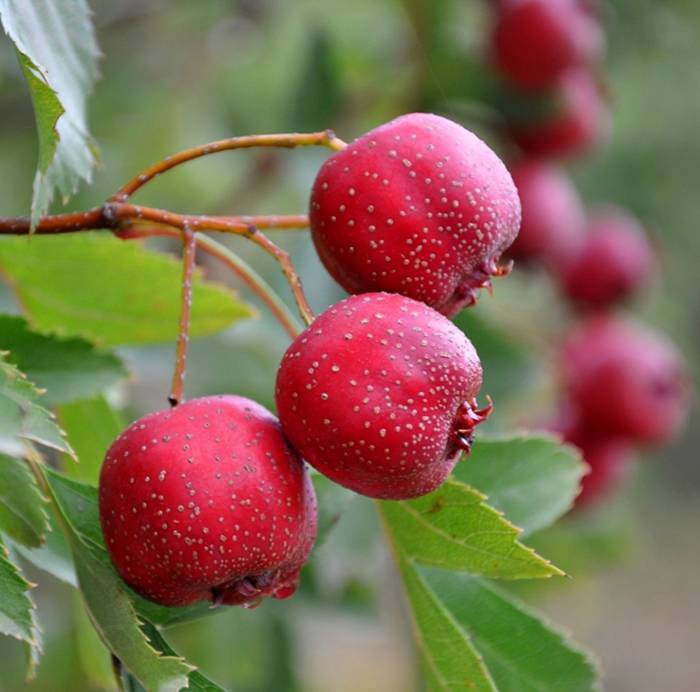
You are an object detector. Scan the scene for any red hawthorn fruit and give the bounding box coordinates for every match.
[309,113,521,317]
[509,69,610,159]
[99,395,317,608]
[491,0,604,91]
[275,293,491,500]
[560,420,633,507]
[506,159,586,267]
[559,206,655,308]
[560,316,690,444]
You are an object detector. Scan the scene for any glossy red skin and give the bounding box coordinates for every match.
[99,395,317,607]
[492,0,603,91]
[275,293,486,499]
[560,316,690,444]
[507,160,585,267]
[509,69,609,159]
[310,113,521,317]
[559,207,655,308]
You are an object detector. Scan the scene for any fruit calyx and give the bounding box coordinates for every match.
[453,396,494,451]
[441,257,513,315]
[211,568,300,609]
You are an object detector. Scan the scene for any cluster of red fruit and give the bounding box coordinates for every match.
[99,113,522,608]
[487,0,690,506]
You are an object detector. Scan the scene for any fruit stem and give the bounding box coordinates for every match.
[168,225,196,407]
[110,130,347,202]
[121,226,303,339]
[453,396,494,451]
[0,202,316,327]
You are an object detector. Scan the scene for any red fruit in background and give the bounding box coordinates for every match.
[559,206,655,308]
[99,395,317,608]
[560,316,690,444]
[507,160,586,267]
[309,113,521,317]
[491,0,604,91]
[561,421,633,507]
[509,69,610,159]
[275,293,491,500]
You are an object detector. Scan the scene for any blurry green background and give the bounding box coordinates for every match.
[0,0,698,690]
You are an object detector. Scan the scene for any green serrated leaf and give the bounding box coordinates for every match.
[456,435,587,536]
[73,592,115,691]
[380,480,562,579]
[141,620,228,692]
[0,233,253,346]
[0,316,127,406]
[43,471,195,692]
[44,470,217,627]
[0,454,49,547]
[0,0,100,224]
[394,551,496,692]
[0,534,41,671]
[43,470,103,552]
[58,395,124,483]
[16,51,63,172]
[10,510,76,587]
[379,479,563,579]
[420,568,600,692]
[0,353,75,458]
[73,542,194,692]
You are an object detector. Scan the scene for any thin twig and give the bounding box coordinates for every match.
[0,202,315,327]
[168,226,196,407]
[111,130,346,202]
[123,226,302,340]
[0,209,309,235]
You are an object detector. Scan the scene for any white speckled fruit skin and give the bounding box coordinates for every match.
[99,395,317,607]
[310,113,521,316]
[275,293,484,499]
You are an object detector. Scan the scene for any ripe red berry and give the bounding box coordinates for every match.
[560,316,690,444]
[509,69,609,159]
[99,395,317,608]
[558,207,655,308]
[491,0,604,91]
[275,293,491,500]
[507,160,585,267]
[309,113,521,317]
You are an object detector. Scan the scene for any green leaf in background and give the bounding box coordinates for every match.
[457,435,586,537]
[0,0,100,225]
[453,307,531,402]
[58,395,124,483]
[0,316,127,406]
[10,511,76,587]
[0,534,41,676]
[312,473,355,547]
[0,233,253,346]
[43,471,195,692]
[0,454,48,548]
[0,353,75,459]
[420,568,599,692]
[380,479,563,579]
[288,28,341,131]
[396,552,496,692]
